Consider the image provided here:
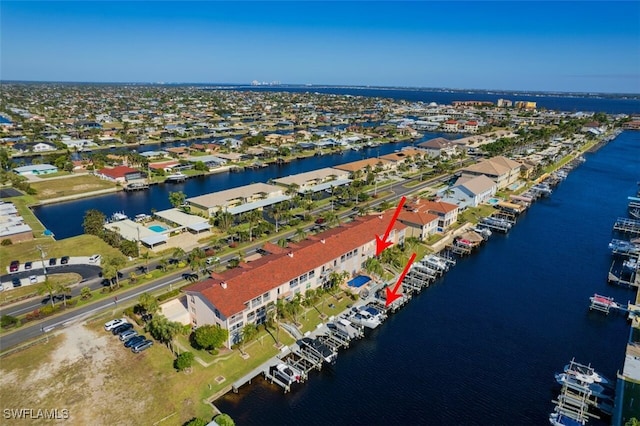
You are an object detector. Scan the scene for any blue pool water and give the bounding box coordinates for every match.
[148,225,168,233]
[348,275,371,288]
[488,198,500,204]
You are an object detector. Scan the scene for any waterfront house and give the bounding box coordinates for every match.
[273,167,351,194]
[187,183,290,217]
[379,148,424,165]
[335,158,394,173]
[460,156,522,189]
[13,164,58,176]
[443,120,460,132]
[440,175,497,208]
[184,212,406,347]
[32,142,56,152]
[417,137,458,158]
[403,198,459,233]
[96,165,143,184]
[397,207,439,241]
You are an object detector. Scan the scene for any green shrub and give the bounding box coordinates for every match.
[174,352,194,371]
[40,305,59,316]
[157,289,180,302]
[1,314,19,328]
[214,414,236,426]
[1,239,12,246]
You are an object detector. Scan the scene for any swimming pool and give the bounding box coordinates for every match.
[488,198,500,205]
[348,275,371,288]
[148,225,168,233]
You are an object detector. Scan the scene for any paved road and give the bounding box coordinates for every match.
[0,171,455,351]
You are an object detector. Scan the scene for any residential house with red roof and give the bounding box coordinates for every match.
[95,165,143,184]
[184,211,406,347]
[403,198,459,233]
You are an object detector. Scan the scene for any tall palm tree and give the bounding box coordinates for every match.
[37,279,57,307]
[172,247,186,262]
[56,282,71,308]
[294,227,307,242]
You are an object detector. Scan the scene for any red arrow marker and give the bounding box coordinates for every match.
[385,252,416,307]
[375,196,406,256]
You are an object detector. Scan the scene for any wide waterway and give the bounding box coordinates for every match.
[33,134,443,239]
[214,130,639,424]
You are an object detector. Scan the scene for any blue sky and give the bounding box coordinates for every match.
[1,1,639,93]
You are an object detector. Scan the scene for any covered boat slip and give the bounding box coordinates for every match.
[496,200,526,214]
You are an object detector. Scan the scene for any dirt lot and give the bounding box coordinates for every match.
[0,322,181,425]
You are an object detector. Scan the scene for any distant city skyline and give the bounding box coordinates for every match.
[1,1,639,94]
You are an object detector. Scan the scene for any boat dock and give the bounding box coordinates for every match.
[123,181,149,191]
[588,293,640,317]
[613,217,640,235]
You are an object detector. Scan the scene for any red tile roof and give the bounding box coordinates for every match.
[185,212,406,317]
[406,198,459,215]
[97,165,139,179]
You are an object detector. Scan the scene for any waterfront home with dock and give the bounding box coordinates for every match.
[184,211,406,347]
[439,174,497,208]
[401,198,459,233]
[459,155,522,190]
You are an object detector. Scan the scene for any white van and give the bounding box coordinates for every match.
[88,254,102,263]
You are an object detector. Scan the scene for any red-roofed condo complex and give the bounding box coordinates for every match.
[184,212,406,347]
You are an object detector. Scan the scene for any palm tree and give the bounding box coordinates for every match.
[324,211,340,227]
[271,203,286,233]
[215,210,234,232]
[364,257,384,279]
[294,227,306,242]
[56,282,71,308]
[242,209,263,241]
[138,292,159,314]
[159,258,169,272]
[240,323,258,354]
[145,315,183,354]
[37,279,57,307]
[172,247,186,262]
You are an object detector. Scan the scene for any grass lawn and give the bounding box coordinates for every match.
[457,204,497,224]
[0,234,123,270]
[30,174,117,200]
[298,291,354,334]
[35,171,73,179]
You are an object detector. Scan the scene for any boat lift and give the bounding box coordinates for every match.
[613,217,640,235]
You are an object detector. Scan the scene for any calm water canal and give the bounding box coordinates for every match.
[214,131,639,425]
[33,135,448,239]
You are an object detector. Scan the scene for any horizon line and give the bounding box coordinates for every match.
[1,80,639,97]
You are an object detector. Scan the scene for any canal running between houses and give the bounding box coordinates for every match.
[33,134,446,240]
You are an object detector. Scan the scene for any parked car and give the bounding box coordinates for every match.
[131,340,153,353]
[112,323,133,335]
[12,277,21,288]
[60,256,70,265]
[124,335,146,348]
[104,318,127,331]
[315,217,325,224]
[9,260,19,272]
[119,330,138,342]
[206,256,220,265]
[29,275,38,284]
[88,254,101,263]
[24,261,33,270]
[49,258,57,266]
